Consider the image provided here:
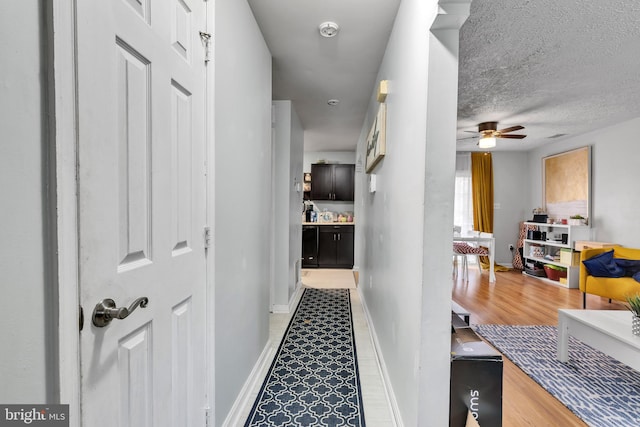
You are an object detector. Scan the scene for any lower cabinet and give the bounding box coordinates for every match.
[317,225,354,268]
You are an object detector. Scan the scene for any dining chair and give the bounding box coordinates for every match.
[453,229,489,282]
[453,226,463,280]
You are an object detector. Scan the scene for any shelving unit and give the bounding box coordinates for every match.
[522,222,591,288]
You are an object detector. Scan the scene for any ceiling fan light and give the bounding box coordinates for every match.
[478,135,496,149]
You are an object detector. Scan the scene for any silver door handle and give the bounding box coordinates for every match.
[92,297,149,327]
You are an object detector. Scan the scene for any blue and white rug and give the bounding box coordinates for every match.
[475,324,640,427]
[245,288,365,427]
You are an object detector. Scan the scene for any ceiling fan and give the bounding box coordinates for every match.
[460,121,527,148]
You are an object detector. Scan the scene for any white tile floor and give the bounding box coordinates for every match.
[238,273,396,426]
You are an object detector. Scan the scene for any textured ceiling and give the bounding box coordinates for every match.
[249,0,640,153]
[457,0,640,151]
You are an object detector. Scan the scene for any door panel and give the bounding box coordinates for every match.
[333,164,355,201]
[170,80,194,255]
[336,230,355,267]
[310,164,333,200]
[116,39,152,271]
[76,0,208,425]
[317,228,337,266]
[118,323,153,427]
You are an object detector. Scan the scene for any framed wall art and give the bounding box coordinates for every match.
[543,146,591,221]
[365,103,386,173]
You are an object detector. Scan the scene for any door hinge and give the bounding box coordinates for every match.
[199,31,212,63]
[204,226,212,249]
[79,305,84,332]
[204,405,211,427]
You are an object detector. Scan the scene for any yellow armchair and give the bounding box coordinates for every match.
[580,246,640,308]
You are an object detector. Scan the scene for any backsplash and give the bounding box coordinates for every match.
[304,200,354,223]
[312,201,354,213]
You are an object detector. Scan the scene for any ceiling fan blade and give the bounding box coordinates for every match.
[464,130,477,134]
[497,125,524,134]
[497,134,526,139]
[457,135,478,141]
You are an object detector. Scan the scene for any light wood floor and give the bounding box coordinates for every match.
[301,268,357,288]
[453,267,627,427]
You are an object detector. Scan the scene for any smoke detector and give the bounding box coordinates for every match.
[319,22,340,38]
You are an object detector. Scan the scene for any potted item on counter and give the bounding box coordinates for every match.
[543,264,567,281]
[626,294,640,336]
[568,214,587,226]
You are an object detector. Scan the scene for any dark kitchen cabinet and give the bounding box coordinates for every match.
[310,164,333,200]
[317,225,354,268]
[310,164,354,201]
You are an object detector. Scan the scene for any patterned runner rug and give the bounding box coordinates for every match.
[245,288,366,427]
[475,324,640,427]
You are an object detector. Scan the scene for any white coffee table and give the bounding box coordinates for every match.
[557,309,640,371]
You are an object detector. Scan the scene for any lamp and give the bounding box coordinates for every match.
[478,135,496,149]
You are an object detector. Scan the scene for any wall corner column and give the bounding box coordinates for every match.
[418,1,471,425]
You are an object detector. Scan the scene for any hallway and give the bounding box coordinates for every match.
[237,270,396,426]
[1,1,463,423]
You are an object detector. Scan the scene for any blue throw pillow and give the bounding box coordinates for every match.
[634,271,640,283]
[614,258,640,277]
[582,250,625,277]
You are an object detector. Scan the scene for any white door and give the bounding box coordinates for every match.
[76,0,209,425]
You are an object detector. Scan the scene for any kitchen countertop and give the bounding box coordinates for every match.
[303,222,355,226]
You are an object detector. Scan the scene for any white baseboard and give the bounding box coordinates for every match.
[271,281,303,314]
[357,287,404,427]
[222,339,275,427]
[271,304,290,313]
[224,283,305,425]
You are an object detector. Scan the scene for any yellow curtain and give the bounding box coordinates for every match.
[471,152,493,234]
[471,152,509,271]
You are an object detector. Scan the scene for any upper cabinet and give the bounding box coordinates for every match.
[310,163,355,201]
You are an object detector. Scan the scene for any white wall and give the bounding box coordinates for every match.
[272,101,304,310]
[492,151,530,264]
[214,0,272,423]
[418,14,469,425]
[288,106,304,303]
[0,0,53,403]
[528,116,640,246]
[354,0,467,424]
[491,116,640,264]
[303,151,356,172]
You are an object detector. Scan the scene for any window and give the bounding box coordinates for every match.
[454,153,477,265]
[454,153,474,235]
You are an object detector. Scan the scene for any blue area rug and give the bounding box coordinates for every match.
[475,324,640,427]
[245,288,365,427]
